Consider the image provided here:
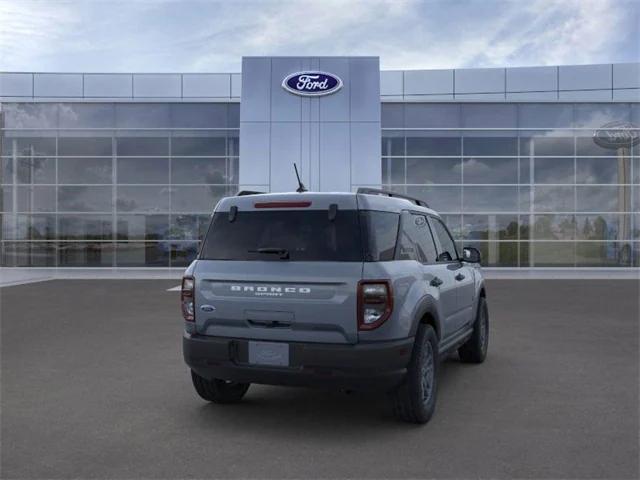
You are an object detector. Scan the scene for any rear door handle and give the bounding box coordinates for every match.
[455,273,465,281]
[430,277,443,287]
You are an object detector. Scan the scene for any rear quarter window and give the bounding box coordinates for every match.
[360,211,399,261]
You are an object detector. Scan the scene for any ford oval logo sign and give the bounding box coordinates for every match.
[593,121,640,149]
[282,71,343,97]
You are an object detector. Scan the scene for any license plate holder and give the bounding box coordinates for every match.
[248,341,289,367]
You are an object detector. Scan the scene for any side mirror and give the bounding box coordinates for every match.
[462,247,481,264]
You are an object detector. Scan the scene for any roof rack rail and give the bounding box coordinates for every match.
[236,190,265,196]
[356,187,429,208]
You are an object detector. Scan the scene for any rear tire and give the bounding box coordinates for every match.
[392,324,438,424]
[190,370,250,404]
[458,296,489,364]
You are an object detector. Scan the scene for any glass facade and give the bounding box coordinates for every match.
[382,103,640,267]
[0,103,239,267]
[1,100,638,268]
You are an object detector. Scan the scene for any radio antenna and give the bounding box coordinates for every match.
[293,163,307,193]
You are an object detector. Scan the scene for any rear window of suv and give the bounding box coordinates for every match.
[200,209,400,262]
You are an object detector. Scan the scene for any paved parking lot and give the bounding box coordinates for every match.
[1,279,638,479]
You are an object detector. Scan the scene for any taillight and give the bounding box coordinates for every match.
[181,276,195,322]
[358,280,393,330]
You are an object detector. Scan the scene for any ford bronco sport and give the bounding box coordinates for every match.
[182,188,488,423]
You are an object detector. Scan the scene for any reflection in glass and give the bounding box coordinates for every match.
[462,215,518,240]
[530,242,575,267]
[532,215,576,240]
[59,158,112,184]
[58,186,112,212]
[15,157,56,184]
[576,242,632,267]
[463,241,518,267]
[576,157,630,184]
[171,136,226,156]
[117,215,169,240]
[2,104,58,128]
[576,214,632,241]
[170,241,200,267]
[2,242,57,266]
[406,136,461,156]
[533,158,574,184]
[116,137,169,156]
[406,158,461,184]
[171,104,228,128]
[170,214,211,240]
[462,186,519,212]
[58,137,112,156]
[171,158,227,184]
[115,242,169,267]
[404,186,461,212]
[533,186,575,212]
[382,157,404,184]
[16,186,56,212]
[2,214,56,240]
[3,137,56,156]
[117,158,169,184]
[59,215,113,240]
[59,242,114,267]
[58,104,114,128]
[521,136,574,156]
[381,104,403,128]
[463,158,517,184]
[576,185,629,212]
[381,133,404,156]
[463,137,517,156]
[171,186,230,212]
[116,186,170,213]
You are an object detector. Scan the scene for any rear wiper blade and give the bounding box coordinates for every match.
[248,247,290,260]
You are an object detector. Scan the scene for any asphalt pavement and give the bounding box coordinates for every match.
[1,279,638,479]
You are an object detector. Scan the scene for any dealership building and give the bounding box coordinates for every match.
[0,57,639,270]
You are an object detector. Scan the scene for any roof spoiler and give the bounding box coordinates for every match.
[236,190,266,196]
[357,187,429,208]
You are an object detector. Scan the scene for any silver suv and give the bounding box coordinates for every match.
[182,188,488,423]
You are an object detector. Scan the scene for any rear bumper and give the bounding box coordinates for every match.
[183,333,414,391]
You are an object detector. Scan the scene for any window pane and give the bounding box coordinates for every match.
[58,242,114,267]
[16,186,56,212]
[518,104,573,129]
[3,137,56,156]
[58,137,112,156]
[171,186,228,212]
[381,132,404,156]
[463,158,518,184]
[533,158,574,184]
[576,214,632,240]
[406,135,461,156]
[59,158,112,184]
[464,241,518,267]
[574,104,631,128]
[2,214,56,240]
[1,186,12,211]
[115,242,170,266]
[531,214,576,240]
[634,157,639,183]
[2,242,57,266]
[360,211,399,262]
[170,214,211,240]
[462,214,518,240]
[576,157,630,184]
[533,186,575,212]
[397,213,437,263]
[576,136,626,156]
[463,137,518,156]
[462,104,517,128]
[117,214,169,240]
[406,158,461,184]
[381,104,404,128]
[441,214,462,239]
[115,104,171,128]
[382,157,405,184]
[462,186,519,212]
[58,104,114,128]
[577,185,631,212]
[117,158,169,184]
[170,241,199,267]
[405,186,461,212]
[530,242,575,267]
[16,157,56,184]
[171,136,226,156]
[404,104,460,128]
[58,186,112,212]
[575,242,633,267]
[171,104,228,128]
[116,137,169,156]
[171,157,227,184]
[59,215,113,240]
[2,104,58,128]
[520,136,574,156]
[116,186,170,213]
[429,217,458,261]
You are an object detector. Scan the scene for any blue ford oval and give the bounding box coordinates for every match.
[282,71,343,96]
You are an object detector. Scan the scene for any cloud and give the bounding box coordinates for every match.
[0,0,636,72]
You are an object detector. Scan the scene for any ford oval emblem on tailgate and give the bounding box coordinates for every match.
[200,305,215,312]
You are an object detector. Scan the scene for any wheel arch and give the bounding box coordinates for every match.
[410,295,442,340]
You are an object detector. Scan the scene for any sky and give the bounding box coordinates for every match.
[0,0,638,73]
